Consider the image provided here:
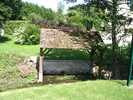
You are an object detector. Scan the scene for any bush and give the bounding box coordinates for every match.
[4,21,29,35]
[14,23,40,45]
[88,45,130,67]
[66,10,87,31]
[28,13,44,24]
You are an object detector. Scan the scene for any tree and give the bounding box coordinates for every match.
[0,0,22,27]
[57,1,65,14]
[64,0,131,78]
[68,2,109,31]
[111,0,119,78]
[21,2,55,21]
[8,0,22,20]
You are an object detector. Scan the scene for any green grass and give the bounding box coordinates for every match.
[0,39,38,91]
[0,37,89,91]
[0,80,133,100]
[0,38,39,91]
[0,40,39,57]
[0,39,89,59]
[0,53,36,91]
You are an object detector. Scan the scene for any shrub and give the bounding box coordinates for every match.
[14,23,40,45]
[92,45,130,66]
[66,10,87,31]
[4,21,28,35]
[28,13,43,24]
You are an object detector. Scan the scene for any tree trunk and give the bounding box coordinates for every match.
[111,0,120,79]
[90,46,96,66]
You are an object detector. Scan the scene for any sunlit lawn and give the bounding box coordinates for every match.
[0,80,133,100]
[0,39,89,59]
[0,40,39,56]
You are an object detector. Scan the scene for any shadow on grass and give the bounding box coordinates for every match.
[0,36,11,43]
[112,80,127,86]
[0,75,90,93]
[0,76,127,93]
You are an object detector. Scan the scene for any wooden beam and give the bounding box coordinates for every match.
[38,48,44,83]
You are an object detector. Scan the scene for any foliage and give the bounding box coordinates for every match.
[0,1,12,26]
[68,3,109,31]
[93,45,130,66]
[13,23,40,45]
[66,10,84,26]
[4,21,28,35]
[0,0,22,26]
[21,2,67,27]
[64,0,132,78]
[54,13,66,27]
[21,2,56,21]
[7,0,23,20]
[27,13,44,24]
[4,21,40,45]
[45,48,89,60]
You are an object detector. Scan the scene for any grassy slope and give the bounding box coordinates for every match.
[0,40,39,91]
[0,39,89,91]
[0,80,133,100]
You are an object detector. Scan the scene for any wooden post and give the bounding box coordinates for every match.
[38,48,44,83]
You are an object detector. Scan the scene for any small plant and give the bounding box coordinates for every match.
[4,21,28,35]
[14,24,40,45]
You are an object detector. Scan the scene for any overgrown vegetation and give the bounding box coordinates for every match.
[14,23,40,45]
[4,21,28,35]
[0,40,39,91]
[0,53,33,92]
[4,21,40,45]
